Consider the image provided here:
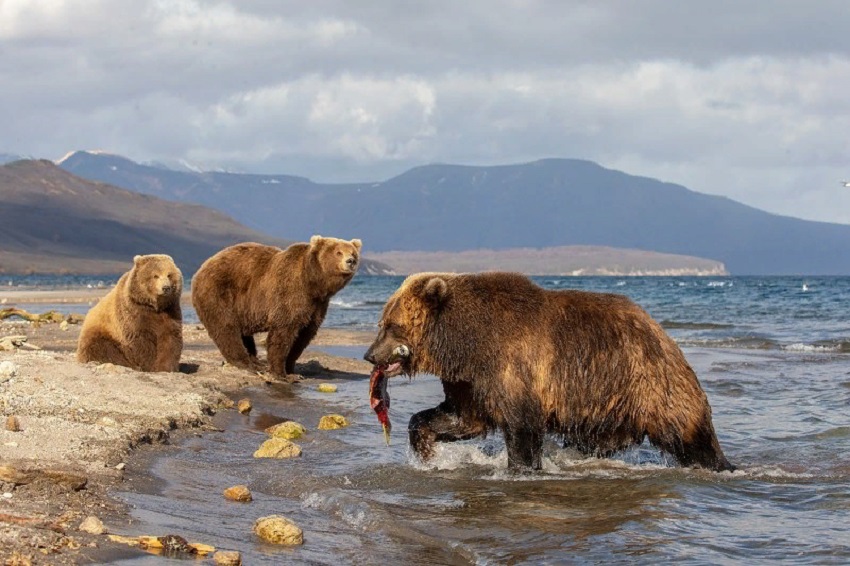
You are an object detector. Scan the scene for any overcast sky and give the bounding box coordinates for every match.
[2,1,849,223]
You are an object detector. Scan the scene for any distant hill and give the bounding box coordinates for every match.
[368,246,728,276]
[0,160,391,276]
[0,153,23,165]
[59,151,850,275]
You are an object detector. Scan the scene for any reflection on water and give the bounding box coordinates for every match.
[109,345,850,564]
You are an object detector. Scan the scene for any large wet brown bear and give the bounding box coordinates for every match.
[364,272,734,472]
[77,254,183,372]
[191,236,361,381]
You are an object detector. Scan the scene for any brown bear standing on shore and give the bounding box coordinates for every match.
[364,272,734,472]
[191,236,361,381]
[77,254,183,372]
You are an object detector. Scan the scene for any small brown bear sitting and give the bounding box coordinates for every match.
[191,236,361,381]
[365,272,734,472]
[77,254,183,372]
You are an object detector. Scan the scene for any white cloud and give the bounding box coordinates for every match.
[2,0,850,223]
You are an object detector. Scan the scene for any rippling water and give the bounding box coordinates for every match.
[7,275,850,563]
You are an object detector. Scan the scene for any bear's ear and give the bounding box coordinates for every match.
[422,277,449,308]
[309,235,324,249]
[351,238,362,251]
[133,255,143,264]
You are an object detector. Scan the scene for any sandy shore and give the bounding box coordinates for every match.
[0,293,375,564]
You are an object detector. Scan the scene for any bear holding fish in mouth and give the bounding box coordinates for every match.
[365,271,734,473]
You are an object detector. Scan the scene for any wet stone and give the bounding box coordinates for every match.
[213,550,242,565]
[318,414,349,430]
[253,438,302,459]
[237,399,252,414]
[265,421,306,440]
[223,485,252,502]
[253,515,303,545]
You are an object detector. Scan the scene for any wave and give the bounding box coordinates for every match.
[784,340,850,354]
[330,298,364,308]
[330,298,386,309]
[769,426,850,442]
[661,320,735,330]
[682,336,850,353]
[680,337,778,350]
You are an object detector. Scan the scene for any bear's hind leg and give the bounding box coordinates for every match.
[504,425,544,472]
[77,332,132,368]
[206,322,260,371]
[651,414,735,472]
[408,405,486,462]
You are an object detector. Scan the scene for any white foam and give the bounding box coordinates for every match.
[409,441,682,481]
[330,298,363,309]
[742,465,815,480]
[783,343,837,353]
[408,442,508,472]
[301,491,375,530]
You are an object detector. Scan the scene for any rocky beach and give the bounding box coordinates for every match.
[0,290,374,564]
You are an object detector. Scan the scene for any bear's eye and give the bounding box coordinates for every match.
[336,250,343,257]
[153,275,160,279]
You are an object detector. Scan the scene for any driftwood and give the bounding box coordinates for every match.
[0,464,88,491]
[0,513,65,533]
[0,308,66,323]
[0,335,40,351]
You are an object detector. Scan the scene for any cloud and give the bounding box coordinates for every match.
[2,0,849,223]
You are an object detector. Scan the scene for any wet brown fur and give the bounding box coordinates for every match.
[191,237,361,380]
[77,254,183,372]
[365,272,734,472]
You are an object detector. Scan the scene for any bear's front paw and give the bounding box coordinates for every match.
[258,371,302,384]
[284,373,304,384]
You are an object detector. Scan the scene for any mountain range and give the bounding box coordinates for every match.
[58,151,850,275]
[0,160,390,275]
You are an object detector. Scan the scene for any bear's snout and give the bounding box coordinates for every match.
[364,340,410,377]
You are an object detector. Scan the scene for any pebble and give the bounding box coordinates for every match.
[115,463,126,471]
[317,383,337,393]
[0,360,17,380]
[5,416,20,432]
[318,414,349,430]
[2,492,12,499]
[223,485,252,502]
[253,438,302,459]
[79,515,106,535]
[59,320,69,331]
[253,515,303,545]
[237,398,252,414]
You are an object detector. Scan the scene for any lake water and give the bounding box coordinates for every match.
[8,275,850,563]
